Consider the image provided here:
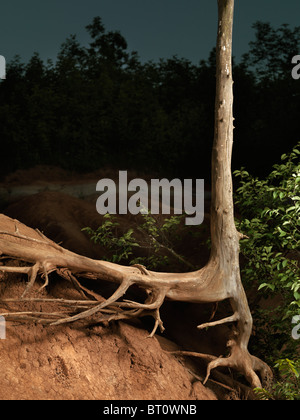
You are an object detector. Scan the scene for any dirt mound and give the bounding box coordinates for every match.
[2,165,76,186]
[0,317,216,400]
[1,164,153,187]
[0,264,217,400]
[3,190,106,260]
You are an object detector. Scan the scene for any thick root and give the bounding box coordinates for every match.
[203,332,273,388]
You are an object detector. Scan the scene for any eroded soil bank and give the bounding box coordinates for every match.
[0,165,251,400]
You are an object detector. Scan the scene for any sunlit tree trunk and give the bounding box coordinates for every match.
[203,0,268,387]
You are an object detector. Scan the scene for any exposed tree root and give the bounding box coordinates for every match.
[0,215,272,389]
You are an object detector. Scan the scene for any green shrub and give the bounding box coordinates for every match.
[82,213,140,264]
[254,358,300,400]
[82,212,191,270]
[234,142,300,398]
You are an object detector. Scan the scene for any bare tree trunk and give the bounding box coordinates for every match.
[202,0,269,387]
[0,0,272,389]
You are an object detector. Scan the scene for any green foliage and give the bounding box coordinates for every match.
[82,214,139,264]
[132,211,189,270]
[254,358,300,400]
[235,145,300,399]
[82,212,186,270]
[234,142,300,363]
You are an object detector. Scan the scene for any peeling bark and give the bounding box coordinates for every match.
[0,0,272,389]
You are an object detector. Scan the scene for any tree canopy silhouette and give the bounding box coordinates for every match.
[0,17,299,181]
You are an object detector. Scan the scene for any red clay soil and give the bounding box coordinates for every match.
[0,262,217,400]
[0,294,216,400]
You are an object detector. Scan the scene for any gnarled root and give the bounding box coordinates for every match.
[203,330,272,388]
[51,264,168,338]
[194,293,273,389]
[0,261,53,297]
[173,329,272,389]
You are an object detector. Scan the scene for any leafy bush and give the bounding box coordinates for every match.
[82,212,191,270]
[82,214,139,264]
[234,143,300,398]
[254,358,300,400]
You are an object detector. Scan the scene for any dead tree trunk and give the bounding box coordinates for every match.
[202,0,268,387]
[0,0,272,389]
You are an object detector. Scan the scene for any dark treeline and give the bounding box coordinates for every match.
[0,18,299,181]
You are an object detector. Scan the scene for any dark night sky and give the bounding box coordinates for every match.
[1,0,300,66]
